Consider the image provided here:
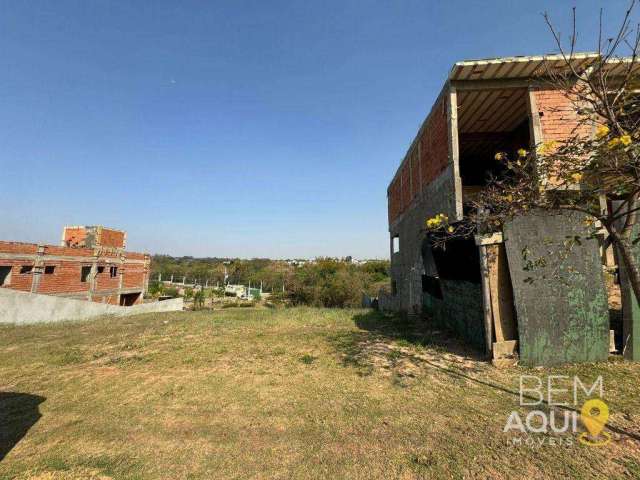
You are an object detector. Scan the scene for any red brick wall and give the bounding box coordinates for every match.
[62,226,126,249]
[0,241,148,303]
[99,228,126,249]
[95,263,121,291]
[534,88,592,143]
[410,148,419,203]
[388,94,449,224]
[62,227,87,248]
[0,241,37,254]
[123,269,145,289]
[419,97,449,186]
[0,260,35,292]
[37,261,91,295]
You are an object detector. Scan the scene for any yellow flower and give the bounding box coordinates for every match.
[426,213,449,230]
[505,194,514,202]
[620,134,632,146]
[447,226,454,233]
[537,141,557,155]
[595,125,610,139]
[517,148,528,158]
[494,152,505,161]
[571,172,583,182]
[426,217,441,229]
[608,137,621,149]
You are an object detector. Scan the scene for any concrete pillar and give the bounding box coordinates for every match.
[88,256,98,301]
[30,245,46,294]
[117,255,125,306]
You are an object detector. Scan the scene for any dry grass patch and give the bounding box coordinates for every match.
[0,307,639,479]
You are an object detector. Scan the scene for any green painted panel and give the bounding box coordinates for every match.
[503,211,609,366]
[617,222,640,361]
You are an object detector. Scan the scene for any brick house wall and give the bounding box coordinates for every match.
[387,94,450,225]
[533,87,593,143]
[0,240,150,305]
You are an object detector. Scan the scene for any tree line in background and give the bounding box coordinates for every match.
[149,255,390,308]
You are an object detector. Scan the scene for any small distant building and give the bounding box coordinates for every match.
[0,226,150,306]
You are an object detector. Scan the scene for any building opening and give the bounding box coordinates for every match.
[456,87,531,206]
[0,266,11,286]
[392,235,400,254]
[120,292,140,306]
[80,266,91,283]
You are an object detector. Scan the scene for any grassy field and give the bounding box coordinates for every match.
[1,307,639,479]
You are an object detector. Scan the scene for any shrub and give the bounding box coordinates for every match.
[147,280,164,297]
[193,290,206,310]
[287,259,367,308]
[164,287,179,298]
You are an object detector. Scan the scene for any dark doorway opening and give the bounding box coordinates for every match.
[120,292,140,306]
[0,266,11,286]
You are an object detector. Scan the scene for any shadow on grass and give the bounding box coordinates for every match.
[328,309,485,377]
[331,310,640,442]
[0,392,45,461]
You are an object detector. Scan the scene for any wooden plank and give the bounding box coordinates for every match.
[487,244,517,343]
[479,244,493,357]
[448,84,463,220]
[492,340,518,358]
[475,232,503,246]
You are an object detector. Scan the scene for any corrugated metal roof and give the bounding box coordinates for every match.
[448,53,600,81]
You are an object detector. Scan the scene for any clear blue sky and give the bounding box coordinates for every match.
[0,1,631,258]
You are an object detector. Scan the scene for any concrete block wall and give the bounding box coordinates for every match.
[0,288,183,325]
[423,280,485,349]
[388,165,458,314]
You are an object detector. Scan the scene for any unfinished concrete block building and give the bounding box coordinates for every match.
[384,54,636,366]
[0,226,150,306]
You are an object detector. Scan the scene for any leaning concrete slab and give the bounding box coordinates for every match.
[0,288,183,325]
[503,211,609,366]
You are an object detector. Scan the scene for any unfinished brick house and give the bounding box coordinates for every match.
[0,226,150,306]
[384,53,636,366]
